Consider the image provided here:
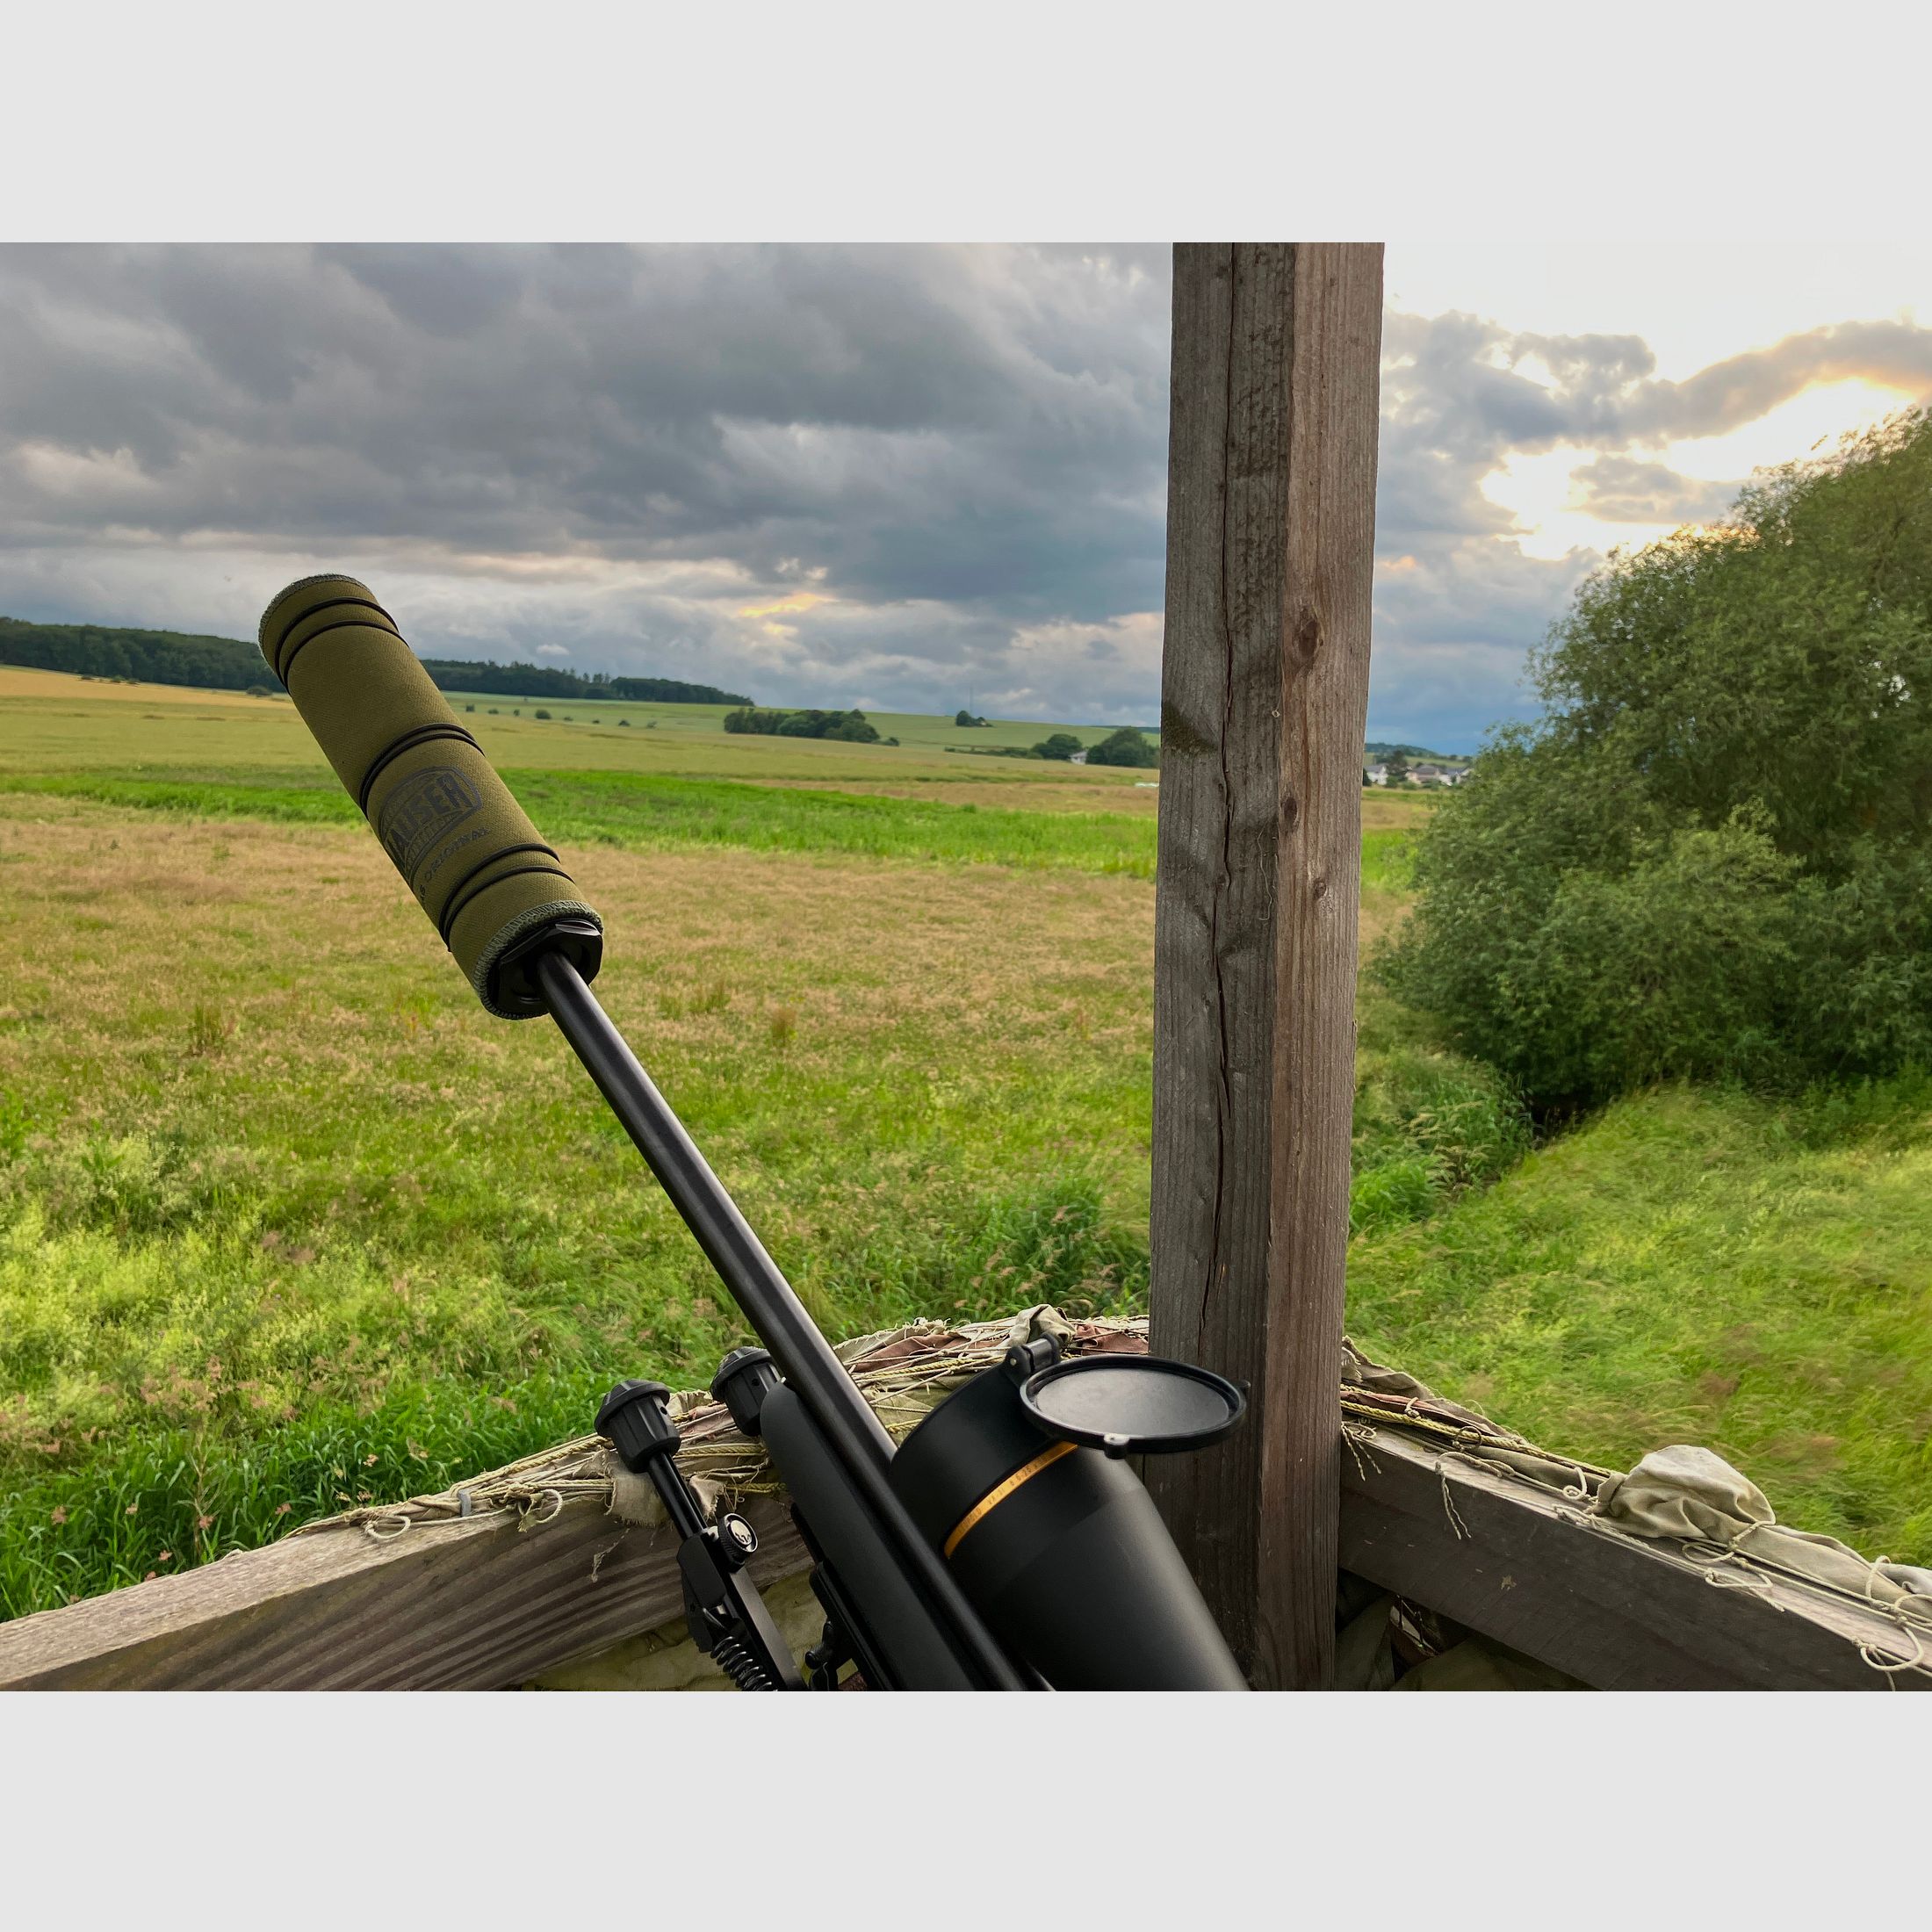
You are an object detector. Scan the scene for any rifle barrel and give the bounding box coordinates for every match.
[534,949,1025,1690]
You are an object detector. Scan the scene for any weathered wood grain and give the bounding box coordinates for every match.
[1149,242,1385,1689]
[0,1494,806,1690]
[1340,1427,1930,1691]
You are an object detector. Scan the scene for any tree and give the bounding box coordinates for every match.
[1034,732,1085,761]
[1383,751,1410,787]
[1380,407,1932,1109]
[1087,726,1158,768]
[955,708,988,728]
[724,705,879,743]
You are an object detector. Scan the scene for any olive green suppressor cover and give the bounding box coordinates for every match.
[258,574,602,1018]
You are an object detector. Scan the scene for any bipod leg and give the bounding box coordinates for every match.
[596,1379,804,1691]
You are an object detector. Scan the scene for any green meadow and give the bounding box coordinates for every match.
[1,666,1928,1618]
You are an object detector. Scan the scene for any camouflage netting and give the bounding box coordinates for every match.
[297,1308,1932,1688]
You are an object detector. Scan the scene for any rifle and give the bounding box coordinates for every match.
[258,573,1250,1690]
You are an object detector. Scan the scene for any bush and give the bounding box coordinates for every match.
[1087,726,1157,768]
[955,710,988,727]
[1034,732,1084,761]
[1381,408,1932,1109]
[532,708,550,719]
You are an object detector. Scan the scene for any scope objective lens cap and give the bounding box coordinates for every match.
[1017,1356,1246,1457]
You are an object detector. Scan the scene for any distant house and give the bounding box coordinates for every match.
[1406,762,1479,788]
[1365,763,1389,786]
[1069,749,1088,765]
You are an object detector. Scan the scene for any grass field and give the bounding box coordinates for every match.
[2,666,1928,1616]
[0,666,1164,807]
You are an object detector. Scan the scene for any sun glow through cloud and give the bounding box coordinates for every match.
[1660,378,1920,482]
[1481,377,1925,564]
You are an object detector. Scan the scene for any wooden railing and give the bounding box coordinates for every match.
[3,1316,1921,1691]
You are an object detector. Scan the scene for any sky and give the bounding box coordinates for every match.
[3,242,1929,752]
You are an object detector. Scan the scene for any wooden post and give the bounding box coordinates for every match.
[1149,242,1384,1690]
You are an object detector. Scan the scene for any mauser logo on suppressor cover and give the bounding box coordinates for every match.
[377,767,485,885]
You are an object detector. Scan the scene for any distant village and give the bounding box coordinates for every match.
[1363,754,1472,788]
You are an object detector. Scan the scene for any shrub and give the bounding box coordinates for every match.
[1087,726,1157,768]
[1034,732,1084,761]
[532,709,551,720]
[1381,408,1932,1109]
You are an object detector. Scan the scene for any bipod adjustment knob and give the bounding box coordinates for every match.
[710,1346,781,1438]
[1002,1335,1061,1386]
[595,1378,680,1474]
[716,1511,760,1569]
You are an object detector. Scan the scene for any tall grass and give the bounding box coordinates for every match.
[0,1164,1145,1614]
[1347,1074,1932,1561]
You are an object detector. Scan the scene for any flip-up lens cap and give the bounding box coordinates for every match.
[1019,1355,1246,1456]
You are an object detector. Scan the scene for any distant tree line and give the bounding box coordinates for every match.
[724,705,883,743]
[0,617,754,709]
[0,617,268,692]
[421,658,752,706]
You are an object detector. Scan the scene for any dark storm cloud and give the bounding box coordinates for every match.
[0,243,1170,617]
[1,245,1926,740]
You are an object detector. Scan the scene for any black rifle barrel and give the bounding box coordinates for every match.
[533,950,1026,1691]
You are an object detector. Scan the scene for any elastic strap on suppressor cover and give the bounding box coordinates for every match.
[259,574,602,1017]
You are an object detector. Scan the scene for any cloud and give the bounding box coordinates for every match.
[1618,321,1932,441]
[0,245,1925,746]
[1565,454,1741,525]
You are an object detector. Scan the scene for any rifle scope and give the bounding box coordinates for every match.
[257,573,1249,1690]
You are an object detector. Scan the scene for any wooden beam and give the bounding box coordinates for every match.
[1149,242,1385,1689]
[1340,1425,1929,1691]
[0,1491,806,1691]
[0,1312,1098,1691]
